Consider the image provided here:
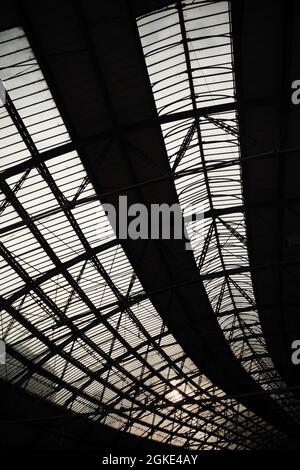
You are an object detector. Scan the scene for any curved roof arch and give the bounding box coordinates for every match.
[0,0,300,450]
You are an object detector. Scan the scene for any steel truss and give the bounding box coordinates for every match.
[0,23,284,450]
[136,0,300,436]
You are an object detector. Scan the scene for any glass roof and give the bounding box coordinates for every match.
[0,3,294,451]
[137,0,300,419]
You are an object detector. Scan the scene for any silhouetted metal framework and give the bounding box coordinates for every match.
[0,23,278,451]
[231,0,300,412]
[0,0,298,450]
[136,0,300,430]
